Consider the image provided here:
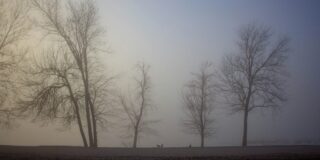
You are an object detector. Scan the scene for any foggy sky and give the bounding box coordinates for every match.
[1,0,320,147]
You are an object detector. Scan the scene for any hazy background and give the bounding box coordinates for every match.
[1,0,320,147]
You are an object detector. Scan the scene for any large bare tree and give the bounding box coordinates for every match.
[182,62,216,148]
[218,23,290,146]
[17,0,110,147]
[17,47,114,147]
[18,48,88,146]
[118,62,155,148]
[0,0,30,127]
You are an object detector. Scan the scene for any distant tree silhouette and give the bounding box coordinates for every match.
[218,23,290,147]
[0,0,30,127]
[17,0,113,147]
[118,62,156,148]
[182,62,216,148]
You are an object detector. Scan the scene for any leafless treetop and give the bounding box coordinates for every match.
[219,24,290,113]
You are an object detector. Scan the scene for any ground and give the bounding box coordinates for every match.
[0,145,319,159]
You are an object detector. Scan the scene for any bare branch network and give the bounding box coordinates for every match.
[0,0,291,148]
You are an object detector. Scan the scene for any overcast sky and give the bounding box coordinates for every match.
[1,0,320,147]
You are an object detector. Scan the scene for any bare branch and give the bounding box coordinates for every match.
[0,0,30,128]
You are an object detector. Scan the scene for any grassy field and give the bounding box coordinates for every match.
[0,145,320,159]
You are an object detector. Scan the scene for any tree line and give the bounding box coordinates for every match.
[0,0,290,148]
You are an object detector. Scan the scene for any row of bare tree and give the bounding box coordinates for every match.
[182,24,289,147]
[0,0,290,148]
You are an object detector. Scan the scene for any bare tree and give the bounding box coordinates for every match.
[17,46,115,147]
[0,0,30,127]
[118,62,155,148]
[182,62,215,148]
[218,23,290,147]
[17,48,89,146]
[16,0,110,147]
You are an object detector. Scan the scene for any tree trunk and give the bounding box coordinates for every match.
[85,93,94,147]
[65,79,88,147]
[83,49,97,147]
[81,70,94,147]
[89,99,98,147]
[242,108,249,147]
[133,88,144,148]
[76,107,89,147]
[242,79,252,147]
[200,131,204,148]
[76,55,93,147]
[133,127,138,148]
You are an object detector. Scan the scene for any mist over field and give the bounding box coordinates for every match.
[0,0,320,150]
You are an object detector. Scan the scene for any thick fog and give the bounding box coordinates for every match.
[1,0,320,147]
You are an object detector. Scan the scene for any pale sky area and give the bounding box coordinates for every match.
[1,0,320,147]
